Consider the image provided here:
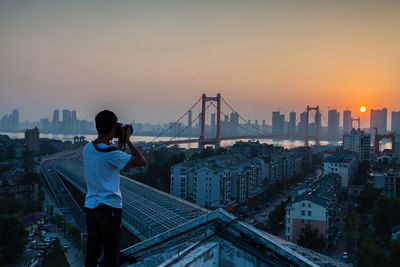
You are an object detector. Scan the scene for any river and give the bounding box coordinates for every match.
[1,131,393,150]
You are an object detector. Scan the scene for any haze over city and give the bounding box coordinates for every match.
[1,0,400,126]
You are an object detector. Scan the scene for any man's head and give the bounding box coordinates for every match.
[95,110,118,136]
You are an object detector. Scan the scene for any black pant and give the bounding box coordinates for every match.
[85,203,122,267]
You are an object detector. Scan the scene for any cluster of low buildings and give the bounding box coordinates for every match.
[0,129,87,159]
[170,141,312,208]
[170,155,264,207]
[0,174,40,201]
[373,169,400,198]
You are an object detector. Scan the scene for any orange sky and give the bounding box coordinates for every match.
[0,1,399,125]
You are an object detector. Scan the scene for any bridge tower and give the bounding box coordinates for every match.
[305,105,320,146]
[199,93,221,148]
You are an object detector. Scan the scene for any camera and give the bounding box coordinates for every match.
[114,123,133,144]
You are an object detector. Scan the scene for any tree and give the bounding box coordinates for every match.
[389,239,400,266]
[0,216,28,264]
[356,233,388,267]
[21,149,35,171]
[357,184,382,213]
[6,144,15,159]
[372,196,400,235]
[267,200,288,232]
[22,172,41,184]
[353,161,370,185]
[42,239,69,267]
[0,196,41,215]
[297,224,325,250]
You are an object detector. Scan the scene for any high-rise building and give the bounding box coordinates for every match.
[343,129,371,162]
[370,108,387,135]
[80,119,89,133]
[343,110,352,133]
[297,112,307,135]
[230,112,239,136]
[11,109,19,131]
[62,109,72,132]
[272,111,285,135]
[328,110,340,135]
[25,127,40,153]
[392,111,400,133]
[71,110,79,132]
[188,110,192,128]
[288,112,296,135]
[210,113,216,136]
[71,110,77,120]
[40,118,50,132]
[0,110,19,131]
[262,120,267,132]
[52,109,60,133]
[395,133,400,156]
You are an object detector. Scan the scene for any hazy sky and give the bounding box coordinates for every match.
[1,0,399,127]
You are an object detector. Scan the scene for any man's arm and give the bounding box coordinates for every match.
[125,139,146,167]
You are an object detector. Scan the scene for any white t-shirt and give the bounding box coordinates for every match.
[83,142,131,209]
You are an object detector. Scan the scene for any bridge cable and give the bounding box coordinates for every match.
[150,96,202,143]
[164,102,214,146]
[221,97,271,136]
[210,102,265,137]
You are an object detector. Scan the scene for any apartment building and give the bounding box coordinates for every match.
[323,151,358,188]
[285,174,341,248]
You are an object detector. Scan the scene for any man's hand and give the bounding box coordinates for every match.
[118,126,132,150]
[125,126,133,141]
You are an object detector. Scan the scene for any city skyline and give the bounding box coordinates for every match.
[2,105,400,137]
[1,1,400,125]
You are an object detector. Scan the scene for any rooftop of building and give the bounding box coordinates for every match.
[324,150,356,164]
[291,174,340,208]
[172,154,263,174]
[121,209,348,267]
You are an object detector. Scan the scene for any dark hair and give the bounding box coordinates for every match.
[95,110,118,135]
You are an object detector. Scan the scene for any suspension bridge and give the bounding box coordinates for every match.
[148,93,339,148]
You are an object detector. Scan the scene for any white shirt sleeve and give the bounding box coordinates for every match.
[107,150,132,169]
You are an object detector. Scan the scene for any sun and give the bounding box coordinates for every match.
[360,106,367,113]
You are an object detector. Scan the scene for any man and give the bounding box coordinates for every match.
[83,110,146,267]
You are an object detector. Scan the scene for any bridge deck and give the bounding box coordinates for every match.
[52,157,207,240]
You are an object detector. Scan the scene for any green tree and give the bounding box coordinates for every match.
[343,211,360,247]
[356,232,388,267]
[21,149,35,171]
[0,196,40,215]
[389,239,400,266]
[298,224,325,250]
[0,216,28,264]
[42,239,69,267]
[372,196,400,235]
[22,172,41,184]
[267,200,288,232]
[353,161,370,185]
[357,184,382,213]
[6,144,15,159]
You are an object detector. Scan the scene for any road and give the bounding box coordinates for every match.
[41,161,86,230]
[43,182,85,267]
[328,201,350,264]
